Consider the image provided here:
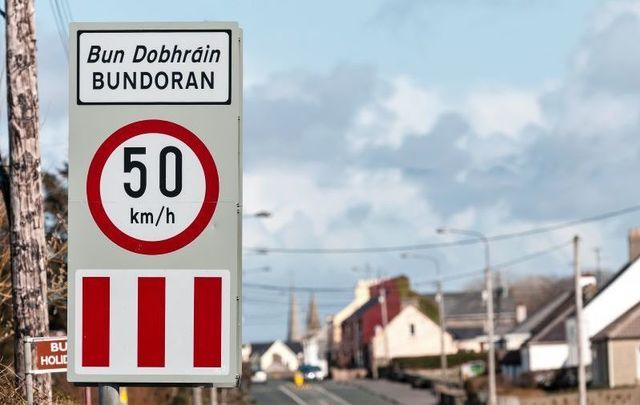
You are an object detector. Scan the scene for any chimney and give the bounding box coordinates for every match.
[630,228,640,262]
[516,304,527,324]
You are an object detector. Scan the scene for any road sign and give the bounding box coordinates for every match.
[27,337,68,374]
[68,22,242,385]
[86,119,219,255]
[75,270,230,375]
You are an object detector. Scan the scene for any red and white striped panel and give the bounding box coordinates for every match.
[73,269,230,376]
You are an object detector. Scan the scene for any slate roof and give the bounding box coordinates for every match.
[425,291,516,318]
[592,301,640,342]
[344,297,379,323]
[284,341,303,354]
[525,292,576,344]
[448,327,485,340]
[249,340,303,358]
[250,341,275,358]
[508,291,572,335]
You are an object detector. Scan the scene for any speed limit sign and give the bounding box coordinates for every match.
[68,22,242,385]
[87,119,219,255]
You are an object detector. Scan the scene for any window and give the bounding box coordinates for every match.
[273,353,282,365]
[410,324,415,336]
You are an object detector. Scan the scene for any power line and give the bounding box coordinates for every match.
[413,239,573,286]
[243,282,353,293]
[243,203,640,254]
[243,239,573,293]
[48,0,70,56]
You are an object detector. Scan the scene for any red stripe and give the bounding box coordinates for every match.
[137,277,166,367]
[193,277,222,367]
[82,277,110,367]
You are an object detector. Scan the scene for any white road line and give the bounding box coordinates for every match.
[313,385,353,405]
[278,384,309,405]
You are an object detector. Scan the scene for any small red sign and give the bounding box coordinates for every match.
[33,337,67,372]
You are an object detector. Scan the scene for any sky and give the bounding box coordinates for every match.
[14,0,640,342]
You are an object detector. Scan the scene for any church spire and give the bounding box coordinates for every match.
[306,292,321,335]
[287,287,301,342]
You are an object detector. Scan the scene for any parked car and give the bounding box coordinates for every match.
[251,369,268,384]
[298,364,325,381]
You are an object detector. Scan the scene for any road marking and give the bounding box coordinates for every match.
[278,384,309,405]
[313,385,353,405]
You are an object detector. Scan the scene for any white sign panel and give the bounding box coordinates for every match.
[77,30,231,104]
[68,22,242,386]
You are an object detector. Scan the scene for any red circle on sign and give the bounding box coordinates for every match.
[87,119,219,255]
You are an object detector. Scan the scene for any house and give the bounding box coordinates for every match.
[511,229,640,378]
[591,301,640,387]
[340,277,405,369]
[370,304,457,363]
[424,290,521,353]
[340,276,442,370]
[249,340,303,374]
[501,291,572,352]
[565,231,640,368]
[501,291,575,377]
[327,278,377,365]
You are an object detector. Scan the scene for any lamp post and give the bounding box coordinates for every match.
[437,227,496,405]
[243,210,272,219]
[401,253,448,377]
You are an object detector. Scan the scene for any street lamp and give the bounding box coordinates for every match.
[401,253,448,377]
[243,210,272,219]
[437,227,496,405]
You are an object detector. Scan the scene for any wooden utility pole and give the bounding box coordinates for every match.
[379,288,390,365]
[5,0,51,402]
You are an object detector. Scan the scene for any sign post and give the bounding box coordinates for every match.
[68,22,242,386]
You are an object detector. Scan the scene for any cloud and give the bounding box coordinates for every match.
[347,77,444,150]
[465,89,546,138]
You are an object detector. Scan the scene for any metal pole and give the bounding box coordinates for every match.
[484,237,497,405]
[192,387,203,405]
[84,387,92,405]
[210,387,218,405]
[437,276,447,377]
[436,228,496,404]
[24,338,33,405]
[574,236,587,405]
[98,384,119,405]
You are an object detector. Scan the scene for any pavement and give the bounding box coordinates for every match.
[346,378,439,404]
[251,379,438,405]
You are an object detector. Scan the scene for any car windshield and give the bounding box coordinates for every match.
[299,365,321,372]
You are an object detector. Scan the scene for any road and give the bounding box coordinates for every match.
[251,380,391,405]
[251,379,438,405]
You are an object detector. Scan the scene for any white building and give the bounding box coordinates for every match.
[249,340,303,373]
[370,305,457,362]
[513,230,640,376]
[303,324,329,377]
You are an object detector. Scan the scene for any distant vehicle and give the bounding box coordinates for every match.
[298,364,325,381]
[251,369,268,384]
